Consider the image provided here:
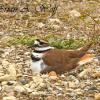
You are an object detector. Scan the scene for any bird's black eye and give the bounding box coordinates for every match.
[36,39,40,41]
[39,42,44,45]
[31,54,40,61]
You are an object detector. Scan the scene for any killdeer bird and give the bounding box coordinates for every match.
[30,39,97,74]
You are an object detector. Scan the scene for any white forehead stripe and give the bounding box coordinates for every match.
[35,46,54,51]
[34,40,39,45]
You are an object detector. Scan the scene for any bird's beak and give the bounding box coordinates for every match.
[28,45,34,49]
[28,45,33,48]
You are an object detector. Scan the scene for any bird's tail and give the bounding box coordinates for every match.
[76,42,93,57]
[79,42,93,52]
[78,54,99,66]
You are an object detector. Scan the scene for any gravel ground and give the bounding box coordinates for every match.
[0,0,100,100]
[0,45,100,100]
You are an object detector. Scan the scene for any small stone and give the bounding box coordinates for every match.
[41,74,48,79]
[0,74,16,82]
[32,75,43,84]
[88,86,98,91]
[24,52,30,55]
[39,82,46,88]
[56,86,62,91]
[0,86,2,91]
[2,60,9,67]
[35,5,44,12]
[31,75,45,90]
[25,87,33,93]
[78,68,91,79]
[3,85,14,93]
[7,91,15,96]
[36,0,41,3]
[80,81,87,88]
[0,72,4,77]
[3,96,16,100]
[48,18,62,24]
[63,82,68,86]
[0,49,4,54]
[68,82,76,88]
[20,78,28,85]
[53,25,60,30]
[69,10,81,18]
[30,92,39,96]
[24,84,30,88]
[8,64,16,78]
[75,89,84,96]
[95,93,100,100]
[3,0,17,4]
[2,81,7,85]
[0,36,10,44]
[7,81,16,86]
[29,92,40,99]
[14,85,26,93]
[37,23,45,28]
[47,96,55,100]
[60,74,66,78]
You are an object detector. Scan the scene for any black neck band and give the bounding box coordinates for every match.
[31,54,40,61]
[34,49,51,53]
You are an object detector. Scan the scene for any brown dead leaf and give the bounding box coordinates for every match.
[94,72,100,78]
[48,71,58,80]
[95,93,100,100]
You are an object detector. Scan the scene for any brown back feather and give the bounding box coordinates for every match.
[42,42,93,74]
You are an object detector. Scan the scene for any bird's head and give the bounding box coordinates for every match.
[29,39,53,51]
[33,39,49,47]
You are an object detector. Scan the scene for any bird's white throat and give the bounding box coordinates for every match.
[34,46,54,51]
[31,59,46,73]
[31,46,54,73]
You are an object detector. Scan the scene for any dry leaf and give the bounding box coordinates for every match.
[95,93,100,100]
[94,72,100,78]
[48,71,58,80]
[0,74,16,81]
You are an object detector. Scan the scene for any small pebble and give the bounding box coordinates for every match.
[20,78,28,85]
[7,81,16,86]
[68,82,76,88]
[3,96,17,100]
[14,85,26,93]
[0,86,2,91]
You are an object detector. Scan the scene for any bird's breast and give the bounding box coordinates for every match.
[31,59,47,73]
